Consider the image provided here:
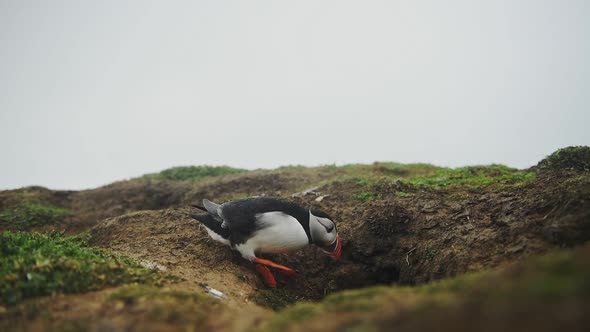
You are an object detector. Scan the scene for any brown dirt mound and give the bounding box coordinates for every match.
[86,168,590,307]
[272,169,590,300]
[68,179,194,232]
[25,166,344,233]
[89,207,268,310]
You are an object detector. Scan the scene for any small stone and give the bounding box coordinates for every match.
[315,195,330,202]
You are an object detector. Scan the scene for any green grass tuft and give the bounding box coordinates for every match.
[145,165,246,181]
[537,146,590,172]
[0,231,160,305]
[355,192,376,203]
[0,202,70,230]
[404,165,536,189]
[370,162,441,177]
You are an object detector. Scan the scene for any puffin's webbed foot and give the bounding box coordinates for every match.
[255,264,277,288]
[253,257,297,276]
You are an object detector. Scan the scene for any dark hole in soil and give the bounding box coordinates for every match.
[371,266,400,284]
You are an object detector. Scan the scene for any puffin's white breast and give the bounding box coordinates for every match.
[239,211,309,255]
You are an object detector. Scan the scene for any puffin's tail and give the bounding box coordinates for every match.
[190,212,231,239]
[191,204,208,212]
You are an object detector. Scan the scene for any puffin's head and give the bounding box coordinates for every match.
[309,209,341,261]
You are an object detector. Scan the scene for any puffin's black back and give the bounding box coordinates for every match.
[221,197,311,239]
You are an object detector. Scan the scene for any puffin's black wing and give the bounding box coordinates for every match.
[220,197,309,234]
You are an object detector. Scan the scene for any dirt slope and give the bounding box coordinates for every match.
[89,208,265,309]
[1,147,589,331]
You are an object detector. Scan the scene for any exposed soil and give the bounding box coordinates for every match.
[89,208,265,310]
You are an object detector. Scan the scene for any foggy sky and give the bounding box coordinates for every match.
[1,0,589,190]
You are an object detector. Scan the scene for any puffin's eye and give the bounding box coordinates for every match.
[326,225,334,233]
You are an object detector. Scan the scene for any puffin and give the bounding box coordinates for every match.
[190,197,341,287]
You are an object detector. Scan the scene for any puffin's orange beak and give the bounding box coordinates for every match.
[320,236,341,261]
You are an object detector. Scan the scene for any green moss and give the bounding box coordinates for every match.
[258,302,320,331]
[322,286,387,312]
[418,272,486,295]
[370,162,441,177]
[0,202,70,229]
[355,192,376,203]
[335,163,441,184]
[276,165,309,171]
[109,284,216,304]
[404,165,536,189]
[343,322,379,332]
[423,248,438,261]
[145,165,246,181]
[537,146,590,172]
[110,285,217,319]
[356,178,371,186]
[0,231,160,305]
[254,288,300,311]
[257,287,395,332]
[224,192,257,202]
[109,285,221,326]
[500,249,590,299]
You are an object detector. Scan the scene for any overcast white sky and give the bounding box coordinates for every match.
[0,0,589,190]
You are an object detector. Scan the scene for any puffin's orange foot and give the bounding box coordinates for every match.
[253,257,297,276]
[255,264,277,288]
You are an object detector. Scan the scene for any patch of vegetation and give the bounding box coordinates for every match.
[0,201,69,229]
[258,286,397,332]
[423,248,438,261]
[537,146,590,172]
[355,192,376,202]
[254,288,301,311]
[224,192,258,202]
[276,165,309,171]
[370,162,441,177]
[0,231,160,305]
[146,165,246,181]
[417,271,487,296]
[403,165,536,189]
[494,248,590,299]
[109,284,217,304]
[356,178,371,186]
[321,286,388,312]
[110,285,222,327]
[335,163,441,184]
[259,302,320,330]
[259,244,590,331]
